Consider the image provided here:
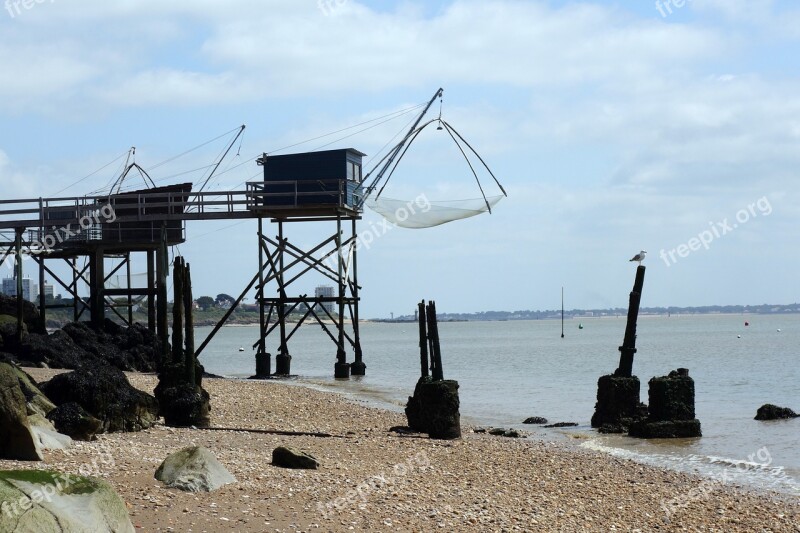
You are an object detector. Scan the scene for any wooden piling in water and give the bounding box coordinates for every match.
[616,265,645,377]
[171,256,184,365]
[418,300,429,378]
[183,261,195,387]
[427,301,444,381]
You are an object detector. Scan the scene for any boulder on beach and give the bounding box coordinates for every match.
[0,314,25,341]
[60,321,160,372]
[0,470,134,533]
[8,364,56,418]
[0,312,160,372]
[487,428,522,438]
[40,366,159,433]
[47,402,103,441]
[0,295,40,330]
[523,416,548,425]
[754,404,798,420]
[544,422,579,428]
[0,363,42,461]
[272,446,319,470]
[155,446,236,492]
[28,413,72,452]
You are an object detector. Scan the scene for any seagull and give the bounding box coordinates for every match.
[629,250,647,265]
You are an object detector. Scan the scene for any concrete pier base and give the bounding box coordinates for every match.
[591,375,644,432]
[629,368,701,438]
[275,353,292,376]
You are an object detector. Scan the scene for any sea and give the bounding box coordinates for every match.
[196,314,799,496]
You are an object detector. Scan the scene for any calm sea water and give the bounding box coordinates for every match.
[196,314,799,495]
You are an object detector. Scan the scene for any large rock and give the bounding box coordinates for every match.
[0,314,25,342]
[12,329,100,369]
[523,416,548,425]
[155,446,236,492]
[40,366,159,433]
[2,319,160,372]
[405,378,461,440]
[755,404,799,420]
[8,365,56,418]
[272,446,319,470]
[0,470,134,532]
[0,294,40,332]
[47,402,103,441]
[0,363,42,461]
[28,414,72,452]
[61,321,160,372]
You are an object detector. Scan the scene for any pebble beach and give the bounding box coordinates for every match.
[1,369,798,532]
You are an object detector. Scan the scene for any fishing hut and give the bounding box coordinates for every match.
[247,148,366,378]
[0,180,191,359]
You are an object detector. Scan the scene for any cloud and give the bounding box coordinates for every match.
[0,149,40,198]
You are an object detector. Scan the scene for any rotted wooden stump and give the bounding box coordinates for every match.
[405,377,461,440]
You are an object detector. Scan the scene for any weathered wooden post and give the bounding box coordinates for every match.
[155,256,209,427]
[14,228,23,343]
[405,299,460,439]
[617,265,645,377]
[427,301,444,381]
[183,262,196,387]
[591,265,647,432]
[418,300,429,378]
[171,256,184,365]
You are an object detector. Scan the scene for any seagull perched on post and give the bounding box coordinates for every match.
[629,250,647,265]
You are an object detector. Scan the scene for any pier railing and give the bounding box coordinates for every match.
[0,180,362,231]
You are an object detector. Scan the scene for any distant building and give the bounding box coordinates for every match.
[1,277,37,302]
[42,281,54,299]
[315,285,335,314]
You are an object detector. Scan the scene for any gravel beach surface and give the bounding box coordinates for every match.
[1,369,798,532]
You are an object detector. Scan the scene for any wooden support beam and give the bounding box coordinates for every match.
[14,229,23,342]
[616,265,646,378]
[172,256,184,365]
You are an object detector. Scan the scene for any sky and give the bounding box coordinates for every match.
[1,0,799,318]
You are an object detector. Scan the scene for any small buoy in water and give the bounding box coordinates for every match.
[578,323,584,330]
[238,347,244,352]
[744,321,749,326]
[777,329,782,332]
[737,335,741,338]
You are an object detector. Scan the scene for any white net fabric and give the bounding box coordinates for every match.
[365,195,504,229]
[105,273,150,289]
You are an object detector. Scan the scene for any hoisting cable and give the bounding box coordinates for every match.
[441,120,507,197]
[358,88,443,205]
[374,119,438,199]
[439,121,492,213]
